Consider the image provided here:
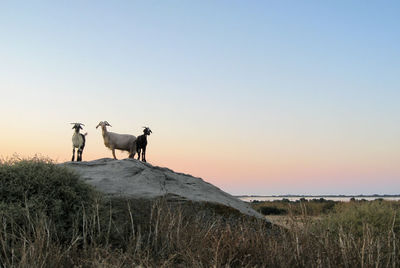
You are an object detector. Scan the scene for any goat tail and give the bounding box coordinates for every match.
[83,132,88,136]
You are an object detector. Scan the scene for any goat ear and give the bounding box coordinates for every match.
[105,121,112,127]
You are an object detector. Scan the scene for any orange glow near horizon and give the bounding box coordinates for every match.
[2,126,399,196]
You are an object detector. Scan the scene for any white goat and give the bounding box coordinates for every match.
[71,123,87,161]
[96,121,137,160]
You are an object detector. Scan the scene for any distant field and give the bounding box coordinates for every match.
[249,196,400,216]
[239,195,400,202]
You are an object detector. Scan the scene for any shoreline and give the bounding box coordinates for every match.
[238,194,400,202]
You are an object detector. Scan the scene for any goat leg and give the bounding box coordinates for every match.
[72,148,75,161]
[142,147,146,162]
[112,149,117,160]
[77,148,83,161]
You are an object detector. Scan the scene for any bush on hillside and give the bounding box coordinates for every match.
[0,156,97,241]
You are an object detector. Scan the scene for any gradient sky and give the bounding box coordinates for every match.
[1,1,399,195]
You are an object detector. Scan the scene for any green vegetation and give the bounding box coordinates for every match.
[1,157,399,267]
[252,197,336,216]
[326,200,400,237]
[0,156,97,242]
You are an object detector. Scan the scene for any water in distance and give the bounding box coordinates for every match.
[238,195,400,202]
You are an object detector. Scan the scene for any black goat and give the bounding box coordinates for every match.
[136,127,152,162]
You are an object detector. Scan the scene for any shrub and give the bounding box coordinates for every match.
[251,199,338,216]
[0,156,97,241]
[259,206,287,215]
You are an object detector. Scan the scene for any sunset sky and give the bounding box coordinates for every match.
[1,1,399,195]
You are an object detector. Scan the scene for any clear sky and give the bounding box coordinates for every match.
[1,1,399,195]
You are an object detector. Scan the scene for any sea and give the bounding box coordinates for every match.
[238,196,400,202]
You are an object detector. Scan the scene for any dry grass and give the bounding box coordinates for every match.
[0,198,399,267]
[1,158,399,267]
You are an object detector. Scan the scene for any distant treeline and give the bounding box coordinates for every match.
[238,194,400,198]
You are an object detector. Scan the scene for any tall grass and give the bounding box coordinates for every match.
[1,158,399,267]
[1,198,399,267]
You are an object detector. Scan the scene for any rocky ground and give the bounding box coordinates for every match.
[61,158,263,218]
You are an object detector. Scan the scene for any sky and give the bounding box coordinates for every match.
[1,1,399,195]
